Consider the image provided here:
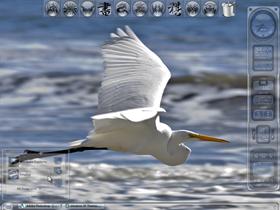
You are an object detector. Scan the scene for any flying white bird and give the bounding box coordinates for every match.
[13,26,228,166]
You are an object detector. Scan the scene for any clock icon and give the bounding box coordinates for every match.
[251,10,276,39]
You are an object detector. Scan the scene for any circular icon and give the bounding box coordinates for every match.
[133,1,148,17]
[203,1,217,17]
[63,1,78,17]
[98,2,112,16]
[45,0,60,17]
[81,1,95,17]
[168,1,182,16]
[116,1,130,17]
[251,10,276,39]
[186,1,200,17]
[151,1,165,17]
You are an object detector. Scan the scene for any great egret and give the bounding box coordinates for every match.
[13,26,228,166]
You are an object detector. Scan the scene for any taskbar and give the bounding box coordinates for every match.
[2,203,105,210]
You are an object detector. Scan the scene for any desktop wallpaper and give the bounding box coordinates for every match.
[0,0,279,209]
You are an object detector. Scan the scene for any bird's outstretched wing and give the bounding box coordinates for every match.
[93,26,171,123]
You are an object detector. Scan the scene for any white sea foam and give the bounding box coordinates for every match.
[1,163,278,208]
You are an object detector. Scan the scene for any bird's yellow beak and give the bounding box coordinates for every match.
[189,133,229,143]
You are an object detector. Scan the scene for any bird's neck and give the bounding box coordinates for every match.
[167,130,188,155]
[154,130,189,166]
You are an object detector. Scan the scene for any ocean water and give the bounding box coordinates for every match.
[0,0,279,208]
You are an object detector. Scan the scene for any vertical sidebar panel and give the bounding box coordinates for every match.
[248,6,279,191]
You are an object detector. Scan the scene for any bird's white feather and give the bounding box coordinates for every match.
[92,108,165,133]
[94,26,171,119]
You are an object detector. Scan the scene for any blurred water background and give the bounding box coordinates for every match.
[0,0,279,208]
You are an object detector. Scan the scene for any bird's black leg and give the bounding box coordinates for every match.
[10,147,108,165]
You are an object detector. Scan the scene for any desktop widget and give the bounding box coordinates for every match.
[247,6,279,191]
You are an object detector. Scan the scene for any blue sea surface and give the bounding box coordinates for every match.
[0,0,252,75]
[0,0,277,166]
